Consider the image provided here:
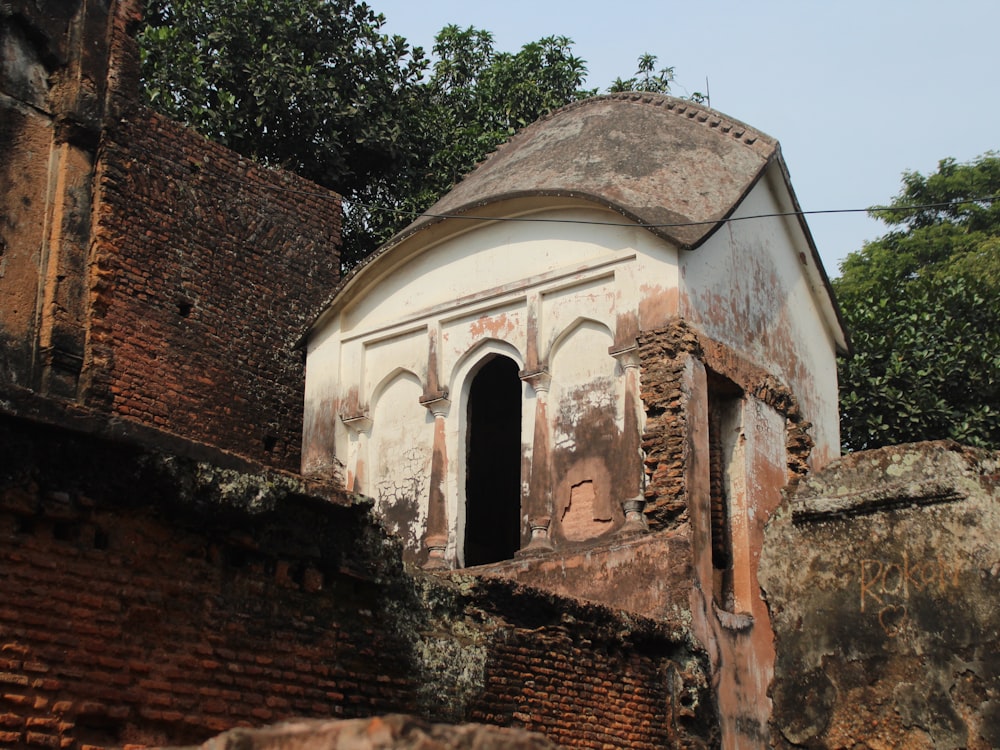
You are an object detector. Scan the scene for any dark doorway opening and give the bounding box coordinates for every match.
[464,356,522,566]
[707,370,743,612]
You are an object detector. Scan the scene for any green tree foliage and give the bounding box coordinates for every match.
[140,0,426,190]
[138,4,697,267]
[609,53,676,94]
[349,24,593,266]
[609,53,706,102]
[139,0,431,266]
[834,154,1000,451]
[138,4,590,266]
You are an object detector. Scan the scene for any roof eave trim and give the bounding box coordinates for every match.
[770,151,852,355]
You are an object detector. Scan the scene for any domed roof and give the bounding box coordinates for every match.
[306,93,847,354]
[392,92,781,251]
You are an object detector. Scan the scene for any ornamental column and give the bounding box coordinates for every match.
[519,368,554,553]
[419,394,451,569]
[611,345,647,534]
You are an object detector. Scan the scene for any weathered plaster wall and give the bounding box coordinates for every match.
[458,319,815,749]
[305,204,677,564]
[637,320,814,749]
[637,320,814,528]
[762,441,1000,749]
[187,715,558,750]
[479,527,695,622]
[680,168,843,467]
[0,412,717,750]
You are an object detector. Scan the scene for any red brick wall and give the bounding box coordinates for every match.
[469,619,705,748]
[638,320,815,529]
[0,416,716,749]
[83,109,341,470]
[1,0,340,469]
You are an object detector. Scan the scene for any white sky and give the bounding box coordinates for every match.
[373,0,999,278]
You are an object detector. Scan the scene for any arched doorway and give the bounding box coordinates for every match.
[464,356,522,566]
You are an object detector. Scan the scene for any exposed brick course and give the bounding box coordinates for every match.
[638,319,815,528]
[82,109,340,470]
[637,321,701,528]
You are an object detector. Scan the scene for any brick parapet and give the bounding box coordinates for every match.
[83,107,341,470]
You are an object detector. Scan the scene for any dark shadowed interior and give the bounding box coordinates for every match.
[465,356,522,566]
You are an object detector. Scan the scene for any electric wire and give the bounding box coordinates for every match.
[342,195,1000,231]
[131,146,999,232]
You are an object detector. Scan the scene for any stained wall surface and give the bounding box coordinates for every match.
[305,203,678,566]
[680,168,843,467]
[305,190,842,565]
[762,441,1000,749]
[0,0,120,395]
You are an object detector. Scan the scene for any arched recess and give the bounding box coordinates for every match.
[368,369,430,558]
[548,318,621,543]
[545,316,615,369]
[449,339,526,567]
[464,356,522,566]
[368,365,425,412]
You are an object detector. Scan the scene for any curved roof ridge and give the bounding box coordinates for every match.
[470,92,776,171]
[313,93,784,323]
[410,93,779,247]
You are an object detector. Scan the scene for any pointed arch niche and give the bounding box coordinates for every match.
[547,318,624,543]
[367,369,431,554]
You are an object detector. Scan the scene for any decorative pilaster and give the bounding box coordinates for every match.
[611,345,647,534]
[419,394,451,569]
[341,412,372,493]
[519,368,554,554]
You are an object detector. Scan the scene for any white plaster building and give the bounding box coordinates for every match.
[301,93,848,571]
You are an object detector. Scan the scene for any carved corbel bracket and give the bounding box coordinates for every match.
[519,367,552,394]
[419,392,451,418]
[340,412,373,435]
[609,344,641,370]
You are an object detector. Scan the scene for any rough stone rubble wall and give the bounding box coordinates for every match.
[0,415,716,750]
[762,441,1000,749]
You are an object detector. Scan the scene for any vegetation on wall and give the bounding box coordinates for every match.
[834,153,1000,451]
[138,0,696,267]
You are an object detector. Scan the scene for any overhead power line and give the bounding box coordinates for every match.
[130,147,999,231]
[343,195,1000,231]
